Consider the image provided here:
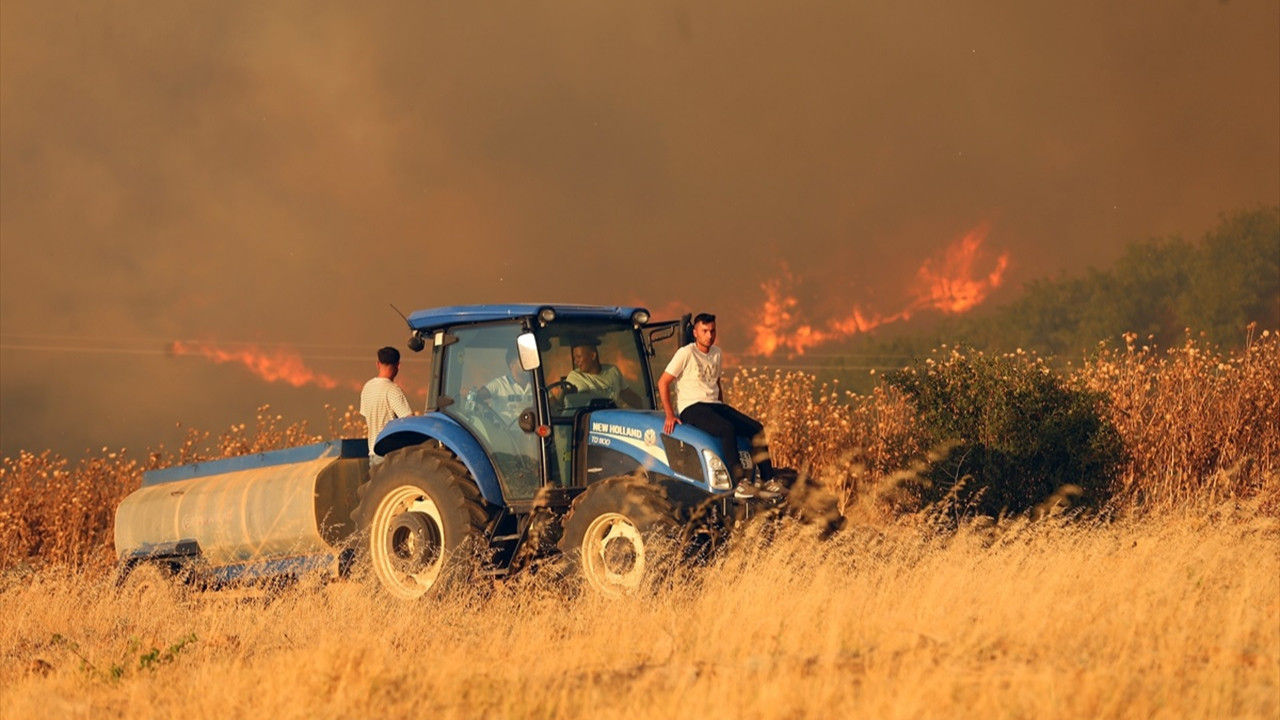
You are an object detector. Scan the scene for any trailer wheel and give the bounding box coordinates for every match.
[115,561,188,605]
[559,475,678,597]
[353,445,488,599]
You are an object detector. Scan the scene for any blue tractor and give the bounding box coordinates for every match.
[114,304,840,598]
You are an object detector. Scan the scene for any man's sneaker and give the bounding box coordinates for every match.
[733,481,759,499]
[758,480,786,499]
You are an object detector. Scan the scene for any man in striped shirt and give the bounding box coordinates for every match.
[360,346,413,464]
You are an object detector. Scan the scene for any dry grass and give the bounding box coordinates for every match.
[1,334,1278,718]
[1,511,1275,720]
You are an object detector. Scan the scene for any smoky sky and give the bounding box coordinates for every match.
[2,0,1278,461]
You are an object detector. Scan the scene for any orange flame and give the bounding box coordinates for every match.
[914,224,1009,314]
[171,341,360,391]
[749,224,1010,356]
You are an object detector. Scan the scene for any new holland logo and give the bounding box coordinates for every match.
[643,428,657,446]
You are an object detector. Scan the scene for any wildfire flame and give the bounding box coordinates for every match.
[750,224,1010,356]
[171,341,361,391]
[914,224,1010,314]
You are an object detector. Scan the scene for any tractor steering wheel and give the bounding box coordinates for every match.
[546,379,580,395]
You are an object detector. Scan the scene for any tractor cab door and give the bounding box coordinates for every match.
[644,319,683,410]
[438,323,543,501]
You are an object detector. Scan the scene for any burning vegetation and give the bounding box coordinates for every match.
[750,224,1010,356]
[169,341,364,392]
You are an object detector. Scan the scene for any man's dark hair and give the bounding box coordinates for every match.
[692,313,716,326]
[377,346,401,365]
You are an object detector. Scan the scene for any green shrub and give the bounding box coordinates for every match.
[884,347,1126,518]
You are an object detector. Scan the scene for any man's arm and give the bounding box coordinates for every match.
[389,385,414,418]
[659,372,680,434]
[474,377,501,403]
[605,366,642,407]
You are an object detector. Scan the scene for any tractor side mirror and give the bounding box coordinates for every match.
[516,333,541,371]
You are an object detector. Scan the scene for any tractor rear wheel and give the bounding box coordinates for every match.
[353,445,488,599]
[558,475,678,597]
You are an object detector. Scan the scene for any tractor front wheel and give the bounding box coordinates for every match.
[559,475,678,597]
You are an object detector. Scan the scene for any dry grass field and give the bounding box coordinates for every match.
[1,332,1277,719]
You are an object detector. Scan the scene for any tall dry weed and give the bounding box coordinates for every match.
[726,371,923,521]
[1078,327,1280,512]
[0,449,152,570]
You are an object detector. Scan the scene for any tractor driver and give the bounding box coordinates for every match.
[553,338,643,409]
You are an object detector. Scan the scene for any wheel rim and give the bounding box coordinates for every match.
[370,485,445,599]
[581,512,646,597]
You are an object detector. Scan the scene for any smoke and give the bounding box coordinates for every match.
[2,0,1277,459]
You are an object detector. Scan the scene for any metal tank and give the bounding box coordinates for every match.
[114,440,369,582]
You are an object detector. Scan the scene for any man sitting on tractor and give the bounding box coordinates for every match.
[658,313,780,499]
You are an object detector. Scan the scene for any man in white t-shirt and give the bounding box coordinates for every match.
[475,347,533,422]
[359,346,414,464]
[658,313,777,497]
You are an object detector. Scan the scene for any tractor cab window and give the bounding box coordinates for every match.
[440,323,541,501]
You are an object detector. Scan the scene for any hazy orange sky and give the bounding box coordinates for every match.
[2,0,1278,460]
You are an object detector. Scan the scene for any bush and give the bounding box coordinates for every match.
[884,347,1126,518]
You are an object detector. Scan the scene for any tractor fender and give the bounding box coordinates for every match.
[373,413,504,505]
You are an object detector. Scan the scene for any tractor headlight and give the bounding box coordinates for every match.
[631,309,650,327]
[703,449,732,490]
[537,307,557,326]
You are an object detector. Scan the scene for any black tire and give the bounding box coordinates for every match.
[352,445,488,599]
[558,474,679,597]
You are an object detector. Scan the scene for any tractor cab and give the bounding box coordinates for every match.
[399,305,680,507]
